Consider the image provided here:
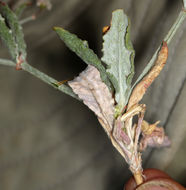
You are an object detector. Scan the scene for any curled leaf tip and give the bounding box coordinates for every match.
[53,26,58,31]
[162,40,167,46]
[159,41,168,66]
[162,41,168,54]
[102,26,110,34]
[53,26,59,30]
[53,26,65,32]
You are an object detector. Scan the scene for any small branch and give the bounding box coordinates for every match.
[0,58,15,66]
[0,58,79,100]
[134,170,143,185]
[164,10,186,44]
[19,14,36,25]
[132,9,186,90]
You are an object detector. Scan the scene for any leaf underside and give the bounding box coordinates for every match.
[101,9,135,114]
[68,65,115,134]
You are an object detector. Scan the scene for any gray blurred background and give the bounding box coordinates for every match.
[0,0,186,189]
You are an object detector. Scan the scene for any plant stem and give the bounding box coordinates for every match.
[0,58,15,66]
[0,58,79,100]
[134,170,143,185]
[164,10,186,44]
[19,14,36,25]
[132,9,186,90]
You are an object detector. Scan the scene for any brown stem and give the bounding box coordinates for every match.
[134,114,144,150]
[134,170,143,185]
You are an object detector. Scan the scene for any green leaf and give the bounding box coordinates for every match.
[0,14,17,61]
[101,9,135,113]
[54,27,111,90]
[0,3,26,61]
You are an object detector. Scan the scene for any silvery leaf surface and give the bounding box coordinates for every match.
[101,9,135,114]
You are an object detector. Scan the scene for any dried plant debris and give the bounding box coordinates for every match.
[127,41,168,109]
[139,120,171,151]
[0,3,173,185]
[68,65,115,135]
[64,10,170,184]
[0,1,184,185]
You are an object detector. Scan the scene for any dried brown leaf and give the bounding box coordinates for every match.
[141,120,160,135]
[139,123,171,151]
[127,41,168,110]
[68,65,115,134]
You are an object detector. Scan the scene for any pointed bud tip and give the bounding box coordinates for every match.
[53,26,65,32]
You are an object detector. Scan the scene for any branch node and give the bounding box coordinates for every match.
[16,54,24,70]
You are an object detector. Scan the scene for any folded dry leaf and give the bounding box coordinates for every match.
[68,65,115,135]
[140,122,171,151]
[127,42,168,110]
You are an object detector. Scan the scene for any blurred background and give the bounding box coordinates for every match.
[0,0,186,189]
